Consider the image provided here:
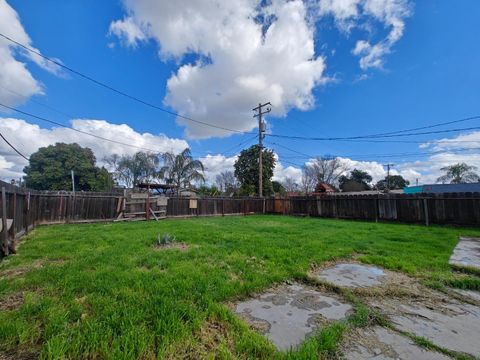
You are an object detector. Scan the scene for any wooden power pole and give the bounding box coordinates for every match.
[253,102,271,197]
[383,163,395,191]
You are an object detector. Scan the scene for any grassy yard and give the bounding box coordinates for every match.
[1,215,479,359]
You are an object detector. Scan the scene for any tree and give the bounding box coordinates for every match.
[309,156,349,186]
[301,165,316,194]
[376,175,410,190]
[437,163,480,184]
[272,181,286,195]
[196,184,220,196]
[282,177,299,192]
[24,143,113,191]
[160,148,205,194]
[105,152,160,188]
[215,171,239,194]
[339,169,372,191]
[234,145,276,196]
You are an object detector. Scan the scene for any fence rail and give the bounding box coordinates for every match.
[2,179,480,257]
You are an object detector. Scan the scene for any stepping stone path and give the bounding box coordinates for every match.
[314,262,480,358]
[315,263,386,288]
[343,326,450,360]
[449,236,480,269]
[234,283,352,351]
[234,258,480,357]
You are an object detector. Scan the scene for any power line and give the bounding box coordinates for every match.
[268,125,480,141]
[0,32,250,135]
[0,102,167,153]
[0,132,29,160]
[220,134,258,157]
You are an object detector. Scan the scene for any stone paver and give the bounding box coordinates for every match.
[373,300,480,357]
[314,263,386,288]
[449,237,480,269]
[235,283,352,351]
[451,288,480,302]
[343,326,450,360]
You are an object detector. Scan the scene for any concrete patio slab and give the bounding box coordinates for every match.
[449,237,480,269]
[451,288,480,303]
[313,263,386,288]
[343,326,450,360]
[372,299,480,357]
[234,283,352,351]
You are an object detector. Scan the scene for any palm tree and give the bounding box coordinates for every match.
[437,163,479,184]
[160,148,205,194]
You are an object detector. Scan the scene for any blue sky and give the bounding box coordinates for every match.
[1,0,479,184]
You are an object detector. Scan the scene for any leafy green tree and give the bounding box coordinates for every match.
[339,169,372,191]
[376,175,410,190]
[272,181,286,195]
[196,185,220,196]
[234,145,276,196]
[105,152,160,187]
[24,143,113,191]
[437,163,479,184]
[160,148,205,194]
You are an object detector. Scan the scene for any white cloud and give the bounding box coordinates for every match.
[109,17,146,47]
[199,154,238,185]
[0,0,62,107]
[318,0,413,70]
[110,0,327,139]
[0,118,189,180]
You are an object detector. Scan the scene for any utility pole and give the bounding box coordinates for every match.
[71,170,75,194]
[253,102,271,197]
[383,164,395,191]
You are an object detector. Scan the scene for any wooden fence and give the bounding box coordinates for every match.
[2,179,480,256]
[266,193,480,226]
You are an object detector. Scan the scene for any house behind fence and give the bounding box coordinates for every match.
[2,180,480,256]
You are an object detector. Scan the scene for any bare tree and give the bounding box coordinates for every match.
[309,156,349,186]
[282,177,299,192]
[215,171,238,194]
[301,165,316,194]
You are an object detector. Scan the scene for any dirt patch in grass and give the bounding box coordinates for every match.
[0,260,44,279]
[162,319,236,359]
[0,292,24,311]
[0,349,38,360]
[154,242,190,251]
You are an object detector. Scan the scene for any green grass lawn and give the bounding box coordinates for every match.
[1,215,479,359]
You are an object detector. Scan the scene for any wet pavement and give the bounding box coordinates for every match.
[234,283,352,351]
[343,326,450,360]
[313,263,386,288]
[449,236,480,269]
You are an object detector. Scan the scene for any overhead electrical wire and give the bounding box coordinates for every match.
[0,102,167,153]
[0,32,251,135]
[0,131,29,160]
[268,125,480,141]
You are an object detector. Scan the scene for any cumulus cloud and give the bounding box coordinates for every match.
[0,0,63,107]
[0,118,189,179]
[318,0,413,70]
[199,154,238,185]
[110,0,326,139]
[109,17,146,47]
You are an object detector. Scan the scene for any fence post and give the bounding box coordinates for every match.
[374,196,379,223]
[2,187,8,256]
[423,198,429,226]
